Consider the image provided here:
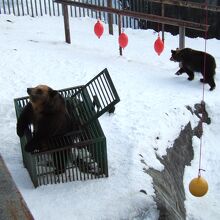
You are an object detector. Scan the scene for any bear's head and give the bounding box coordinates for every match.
[170,48,182,62]
[27,85,63,113]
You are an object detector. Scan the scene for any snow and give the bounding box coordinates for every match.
[0,14,220,220]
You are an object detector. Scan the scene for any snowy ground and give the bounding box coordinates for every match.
[0,14,220,220]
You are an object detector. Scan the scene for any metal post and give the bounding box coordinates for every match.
[162,3,165,41]
[179,26,185,49]
[63,4,71,44]
[107,0,113,35]
[118,14,122,56]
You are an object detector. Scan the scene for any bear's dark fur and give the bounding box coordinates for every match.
[17,85,74,153]
[170,48,216,91]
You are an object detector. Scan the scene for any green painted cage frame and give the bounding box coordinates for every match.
[14,68,120,187]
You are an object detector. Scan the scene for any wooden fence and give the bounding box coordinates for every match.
[1,0,219,38]
[0,0,142,28]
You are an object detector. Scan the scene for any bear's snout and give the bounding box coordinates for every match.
[170,57,177,62]
[27,88,37,102]
[27,88,32,95]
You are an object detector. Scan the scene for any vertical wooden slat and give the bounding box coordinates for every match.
[52,1,56,16]
[6,0,10,14]
[62,4,71,44]
[179,26,185,49]
[2,0,6,14]
[162,3,165,41]
[47,0,51,15]
[107,0,113,34]
[16,0,20,15]
[57,1,60,16]
[118,14,122,56]
[24,0,29,15]
[43,0,47,14]
[34,0,38,16]
[29,0,34,16]
[39,0,43,16]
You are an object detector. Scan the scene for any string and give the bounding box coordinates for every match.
[198,0,208,177]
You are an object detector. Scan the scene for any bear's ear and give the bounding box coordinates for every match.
[175,49,182,55]
[171,49,176,54]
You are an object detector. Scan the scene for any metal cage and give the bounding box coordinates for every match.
[14,68,120,187]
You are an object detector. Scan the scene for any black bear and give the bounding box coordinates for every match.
[16,85,76,152]
[170,48,216,91]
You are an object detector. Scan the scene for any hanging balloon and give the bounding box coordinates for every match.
[94,20,104,39]
[119,32,128,49]
[189,176,208,197]
[154,35,164,56]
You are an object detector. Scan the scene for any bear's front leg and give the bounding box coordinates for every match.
[24,134,45,153]
[24,118,53,152]
[175,67,185,75]
[17,103,33,137]
[185,69,194,81]
[24,138,38,153]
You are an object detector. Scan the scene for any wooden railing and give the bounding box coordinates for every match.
[55,0,211,54]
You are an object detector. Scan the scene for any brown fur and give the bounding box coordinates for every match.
[170,48,216,91]
[17,85,73,152]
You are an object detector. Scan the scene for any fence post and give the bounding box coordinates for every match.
[179,26,185,68]
[107,0,113,35]
[161,3,165,41]
[179,26,185,49]
[63,4,71,44]
[118,14,122,56]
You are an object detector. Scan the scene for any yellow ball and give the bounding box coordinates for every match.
[189,176,208,197]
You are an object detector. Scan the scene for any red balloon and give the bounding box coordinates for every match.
[154,35,164,56]
[119,32,128,49]
[94,20,104,39]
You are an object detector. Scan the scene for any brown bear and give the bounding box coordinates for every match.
[17,85,79,174]
[170,48,216,91]
[16,85,74,153]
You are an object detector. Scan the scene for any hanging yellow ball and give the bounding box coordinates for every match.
[189,176,208,197]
